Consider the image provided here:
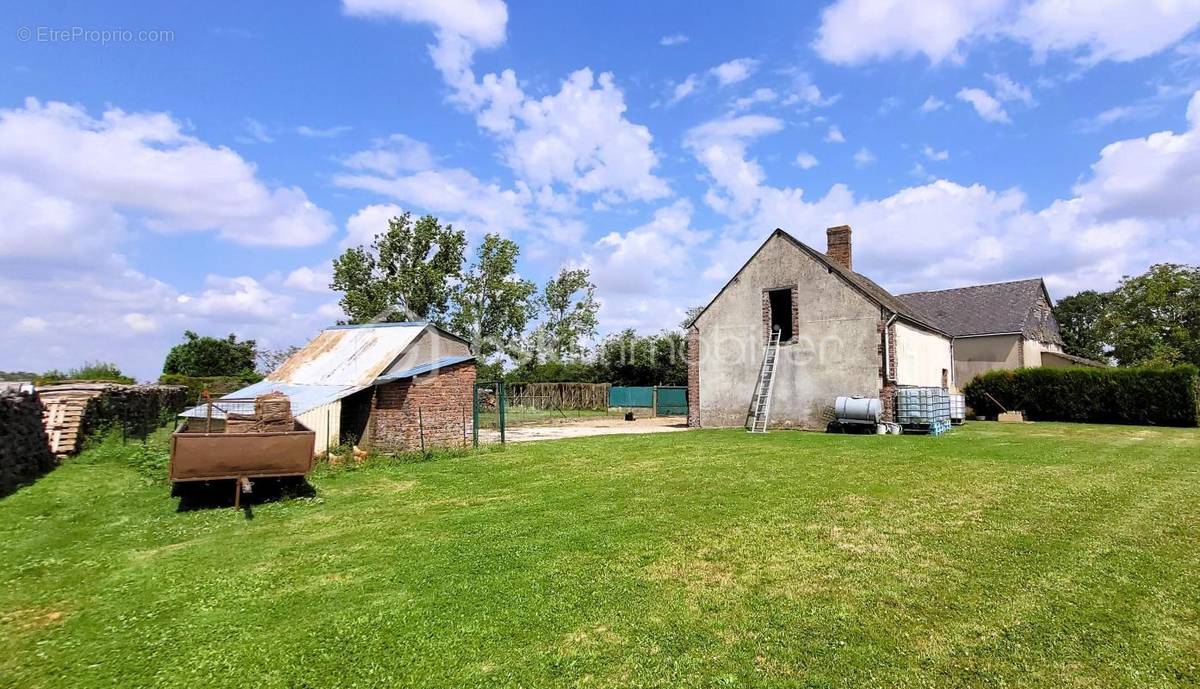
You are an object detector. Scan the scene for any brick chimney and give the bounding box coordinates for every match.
[826,225,852,271]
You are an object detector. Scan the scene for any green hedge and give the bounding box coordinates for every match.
[963,365,1200,427]
[158,374,262,404]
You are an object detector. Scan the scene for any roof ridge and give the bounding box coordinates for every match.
[898,277,1043,297]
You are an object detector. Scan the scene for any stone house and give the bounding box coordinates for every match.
[897,279,1106,385]
[687,226,954,430]
[186,322,475,454]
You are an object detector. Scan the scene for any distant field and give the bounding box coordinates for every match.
[1,423,1198,688]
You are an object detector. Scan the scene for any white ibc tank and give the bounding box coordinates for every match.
[835,396,881,425]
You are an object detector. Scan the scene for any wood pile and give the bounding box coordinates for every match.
[1,390,57,497]
[38,382,189,457]
[219,393,294,433]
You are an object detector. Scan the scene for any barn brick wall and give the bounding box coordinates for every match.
[370,361,475,453]
[687,326,700,428]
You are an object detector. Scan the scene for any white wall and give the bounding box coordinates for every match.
[297,400,340,456]
[894,321,954,389]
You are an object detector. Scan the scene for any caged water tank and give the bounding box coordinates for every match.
[834,396,882,425]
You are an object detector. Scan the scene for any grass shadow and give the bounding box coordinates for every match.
[172,477,316,517]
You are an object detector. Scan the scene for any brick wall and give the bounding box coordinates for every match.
[877,317,898,422]
[687,325,700,428]
[370,361,475,452]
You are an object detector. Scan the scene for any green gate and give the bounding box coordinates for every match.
[609,386,654,408]
[472,381,505,447]
[655,386,688,416]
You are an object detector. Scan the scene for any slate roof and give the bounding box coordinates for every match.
[896,278,1048,338]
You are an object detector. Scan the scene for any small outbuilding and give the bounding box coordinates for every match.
[687,226,954,430]
[182,322,475,454]
[897,278,1107,384]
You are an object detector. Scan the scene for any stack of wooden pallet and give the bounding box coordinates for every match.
[38,383,108,457]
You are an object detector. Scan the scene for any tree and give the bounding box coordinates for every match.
[680,305,704,330]
[1053,290,1109,361]
[330,213,466,325]
[449,233,537,358]
[595,329,687,386]
[162,331,258,377]
[1099,263,1200,367]
[256,345,301,375]
[536,268,599,360]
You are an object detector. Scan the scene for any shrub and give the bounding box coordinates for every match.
[963,365,1200,427]
[37,361,134,385]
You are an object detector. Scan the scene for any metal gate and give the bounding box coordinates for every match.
[655,386,688,416]
[609,386,654,408]
[472,381,505,447]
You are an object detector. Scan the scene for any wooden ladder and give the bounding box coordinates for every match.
[748,329,782,433]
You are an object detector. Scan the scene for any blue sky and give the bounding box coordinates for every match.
[3,0,1200,380]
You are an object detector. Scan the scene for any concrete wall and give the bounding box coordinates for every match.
[894,321,953,389]
[694,233,881,430]
[953,334,1021,385]
[384,328,471,376]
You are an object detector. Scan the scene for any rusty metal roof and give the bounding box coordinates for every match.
[266,323,427,386]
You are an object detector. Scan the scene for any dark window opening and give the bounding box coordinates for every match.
[768,288,794,342]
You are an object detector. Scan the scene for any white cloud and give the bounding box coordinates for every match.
[795,151,819,169]
[1079,103,1160,131]
[923,145,950,161]
[122,313,158,333]
[825,125,846,143]
[710,58,760,86]
[284,265,333,293]
[986,72,1035,105]
[853,147,876,167]
[670,74,701,103]
[341,0,507,47]
[343,203,406,248]
[0,98,335,248]
[660,33,688,46]
[179,275,294,323]
[347,3,668,206]
[343,133,435,175]
[957,87,1011,123]
[780,70,839,109]
[238,118,274,144]
[813,0,1200,67]
[920,96,947,113]
[682,93,1200,306]
[296,124,353,138]
[16,316,47,333]
[733,87,779,111]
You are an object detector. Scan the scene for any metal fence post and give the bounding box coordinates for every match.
[498,382,506,445]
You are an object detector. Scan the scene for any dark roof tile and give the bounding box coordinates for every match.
[897,279,1046,337]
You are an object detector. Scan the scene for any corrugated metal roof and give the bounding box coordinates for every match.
[180,380,360,419]
[373,355,475,383]
[266,323,427,386]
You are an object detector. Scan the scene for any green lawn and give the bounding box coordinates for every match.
[2,423,1198,688]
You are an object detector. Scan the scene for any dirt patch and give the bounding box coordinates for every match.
[1,608,67,632]
[480,415,689,443]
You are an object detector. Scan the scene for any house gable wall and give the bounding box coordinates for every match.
[894,321,954,389]
[694,233,881,429]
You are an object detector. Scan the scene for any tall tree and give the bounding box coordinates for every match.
[330,213,466,325]
[537,268,599,360]
[1053,290,1109,361]
[162,332,258,377]
[450,233,538,358]
[1100,263,1200,367]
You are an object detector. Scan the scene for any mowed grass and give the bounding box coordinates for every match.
[1,423,1199,688]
